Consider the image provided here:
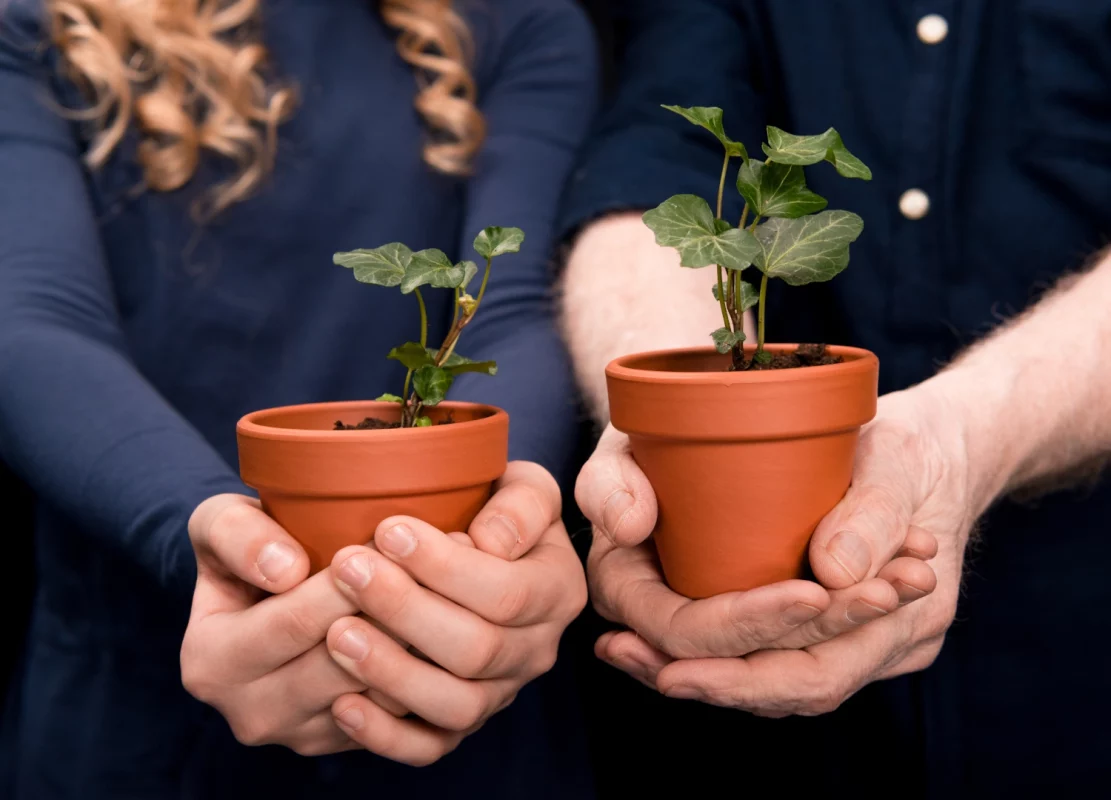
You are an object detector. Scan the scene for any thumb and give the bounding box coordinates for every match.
[574,425,657,547]
[808,438,920,590]
[188,493,311,612]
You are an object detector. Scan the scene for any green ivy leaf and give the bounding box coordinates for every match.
[754,350,773,365]
[710,281,759,311]
[473,227,525,259]
[334,243,412,287]
[387,342,436,371]
[643,195,760,271]
[662,105,747,159]
[754,210,864,286]
[711,327,746,354]
[400,249,470,294]
[459,260,479,289]
[440,351,498,376]
[414,416,433,427]
[761,127,872,180]
[375,393,404,403]
[736,160,828,219]
[738,280,760,312]
[413,365,454,406]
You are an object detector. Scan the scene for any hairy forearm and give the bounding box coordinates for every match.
[559,213,749,422]
[925,249,1111,513]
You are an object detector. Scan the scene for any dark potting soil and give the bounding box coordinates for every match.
[333,413,456,431]
[745,343,843,371]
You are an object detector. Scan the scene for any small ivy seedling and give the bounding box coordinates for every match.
[334,226,524,427]
[643,105,871,369]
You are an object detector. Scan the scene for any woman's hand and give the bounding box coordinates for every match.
[325,462,589,766]
[577,423,939,689]
[180,494,370,756]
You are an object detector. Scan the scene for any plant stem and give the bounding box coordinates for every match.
[450,286,460,330]
[415,288,428,348]
[715,152,730,220]
[716,266,730,330]
[757,271,769,355]
[437,256,491,366]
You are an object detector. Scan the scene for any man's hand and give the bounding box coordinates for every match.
[325,462,589,765]
[581,383,971,714]
[181,494,369,756]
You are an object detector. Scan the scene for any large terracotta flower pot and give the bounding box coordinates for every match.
[237,400,509,573]
[606,345,878,598]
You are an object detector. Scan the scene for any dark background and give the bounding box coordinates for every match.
[0,3,920,796]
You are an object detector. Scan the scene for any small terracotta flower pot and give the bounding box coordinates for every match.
[237,400,508,573]
[606,345,878,598]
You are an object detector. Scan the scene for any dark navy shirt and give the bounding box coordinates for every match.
[561,1,1111,795]
[0,0,597,797]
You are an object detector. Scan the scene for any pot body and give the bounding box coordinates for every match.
[606,346,878,598]
[237,401,509,572]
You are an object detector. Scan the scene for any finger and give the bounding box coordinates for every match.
[371,515,584,627]
[248,640,367,725]
[574,425,658,547]
[768,578,899,650]
[467,461,561,560]
[657,611,914,717]
[190,494,310,612]
[332,693,468,767]
[328,618,514,732]
[224,567,359,674]
[447,532,476,548]
[590,535,830,658]
[330,545,533,680]
[897,526,938,561]
[283,710,365,757]
[877,556,938,606]
[595,631,673,689]
[807,444,921,589]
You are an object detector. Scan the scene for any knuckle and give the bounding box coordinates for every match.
[207,501,256,550]
[491,582,532,625]
[229,715,276,748]
[272,604,322,653]
[531,643,559,677]
[457,628,503,679]
[443,686,488,732]
[179,637,217,703]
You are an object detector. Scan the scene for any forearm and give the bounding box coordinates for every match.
[0,321,246,599]
[559,213,746,422]
[924,249,1111,513]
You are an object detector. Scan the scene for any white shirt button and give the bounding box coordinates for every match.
[899,188,930,220]
[917,14,949,45]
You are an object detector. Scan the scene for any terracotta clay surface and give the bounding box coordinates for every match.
[606,345,879,598]
[237,401,509,573]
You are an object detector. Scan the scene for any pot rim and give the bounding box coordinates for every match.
[236,399,508,442]
[606,344,877,386]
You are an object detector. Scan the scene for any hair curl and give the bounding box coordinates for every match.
[46,0,485,216]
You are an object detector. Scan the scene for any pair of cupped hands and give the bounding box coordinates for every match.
[182,386,974,765]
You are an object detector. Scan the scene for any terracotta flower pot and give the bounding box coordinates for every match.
[237,400,509,573]
[606,345,878,598]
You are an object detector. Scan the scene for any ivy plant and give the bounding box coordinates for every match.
[334,226,523,427]
[643,105,871,368]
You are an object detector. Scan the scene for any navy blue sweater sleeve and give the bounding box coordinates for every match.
[449,1,598,479]
[0,8,246,600]
[558,0,767,239]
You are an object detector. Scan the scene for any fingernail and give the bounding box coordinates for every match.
[337,553,374,590]
[782,602,822,626]
[827,531,871,583]
[377,524,417,558]
[485,514,520,555]
[893,580,928,603]
[335,627,370,661]
[845,599,888,625]
[664,685,703,701]
[335,706,364,732]
[256,542,296,583]
[602,490,635,540]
